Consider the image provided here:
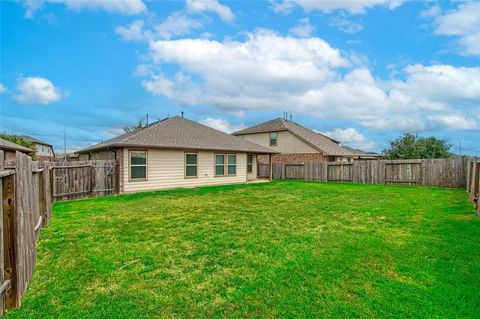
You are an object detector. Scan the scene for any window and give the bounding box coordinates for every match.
[215,154,237,176]
[215,154,225,176]
[130,151,147,180]
[269,132,278,146]
[227,154,236,175]
[247,155,253,173]
[185,153,198,178]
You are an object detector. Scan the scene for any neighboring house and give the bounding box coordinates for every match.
[55,153,80,162]
[20,135,55,161]
[232,118,354,163]
[0,137,34,161]
[77,116,276,194]
[342,146,384,160]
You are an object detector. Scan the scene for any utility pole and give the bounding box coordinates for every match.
[458,138,462,156]
[64,126,67,162]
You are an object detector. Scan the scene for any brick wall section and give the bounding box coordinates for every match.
[258,153,331,164]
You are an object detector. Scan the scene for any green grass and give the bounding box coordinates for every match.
[5,181,480,318]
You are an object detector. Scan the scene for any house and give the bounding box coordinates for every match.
[77,116,277,194]
[0,137,34,161]
[20,135,55,161]
[55,153,80,162]
[342,146,384,160]
[232,118,354,163]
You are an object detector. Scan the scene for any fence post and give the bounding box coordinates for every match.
[2,172,17,308]
[470,162,479,203]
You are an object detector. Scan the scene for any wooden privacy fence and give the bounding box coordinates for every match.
[0,151,52,314]
[0,152,120,314]
[466,159,480,215]
[50,160,118,201]
[265,157,470,189]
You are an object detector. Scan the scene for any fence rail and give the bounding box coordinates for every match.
[262,157,470,189]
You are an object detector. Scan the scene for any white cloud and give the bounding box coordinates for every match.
[428,2,480,56]
[320,128,376,150]
[186,0,234,22]
[272,0,404,15]
[155,12,202,39]
[115,13,201,42]
[329,13,363,34]
[140,30,479,132]
[0,83,6,93]
[115,20,151,41]
[15,76,66,105]
[289,18,314,37]
[200,118,246,133]
[24,0,147,18]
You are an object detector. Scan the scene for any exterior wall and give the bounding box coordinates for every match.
[34,143,54,161]
[239,131,318,154]
[247,154,257,180]
[122,148,248,193]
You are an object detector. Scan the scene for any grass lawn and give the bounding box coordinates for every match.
[5,181,480,318]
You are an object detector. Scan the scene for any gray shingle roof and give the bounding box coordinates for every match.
[233,118,354,157]
[0,138,34,153]
[78,116,277,154]
[20,135,52,146]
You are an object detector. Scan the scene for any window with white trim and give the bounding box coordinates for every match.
[215,154,237,176]
[130,151,147,180]
[185,153,198,177]
[247,155,253,173]
[227,154,236,175]
[269,132,278,146]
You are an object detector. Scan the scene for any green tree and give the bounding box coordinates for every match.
[123,120,144,133]
[0,133,34,149]
[383,133,452,159]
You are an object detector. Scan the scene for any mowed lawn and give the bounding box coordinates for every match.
[5,181,480,318]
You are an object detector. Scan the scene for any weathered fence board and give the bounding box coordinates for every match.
[50,160,117,201]
[285,164,305,180]
[273,158,470,189]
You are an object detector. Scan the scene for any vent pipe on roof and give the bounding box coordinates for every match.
[290,114,292,122]
[181,111,184,118]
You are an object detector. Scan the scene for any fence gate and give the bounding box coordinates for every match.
[257,163,270,179]
[50,160,117,201]
[285,164,305,180]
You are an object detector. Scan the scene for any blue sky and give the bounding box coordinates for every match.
[1,0,479,155]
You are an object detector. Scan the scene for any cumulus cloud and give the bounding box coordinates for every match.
[139,30,480,132]
[272,0,404,15]
[427,1,480,56]
[0,83,6,93]
[320,128,376,150]
[200,117,246,133]
[15,76,66,105]
[24,0,147,18]
[186,0,234,22]
[289,18,314,37]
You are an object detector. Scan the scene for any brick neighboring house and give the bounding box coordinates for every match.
[232,118,355,163]
[20,135,55,161]
[0,137,34,161]
[342,146,384,160]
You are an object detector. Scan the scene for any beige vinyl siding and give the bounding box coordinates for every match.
[247,154,257,180]
[123,148,248,193]
[241,131,318,154]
